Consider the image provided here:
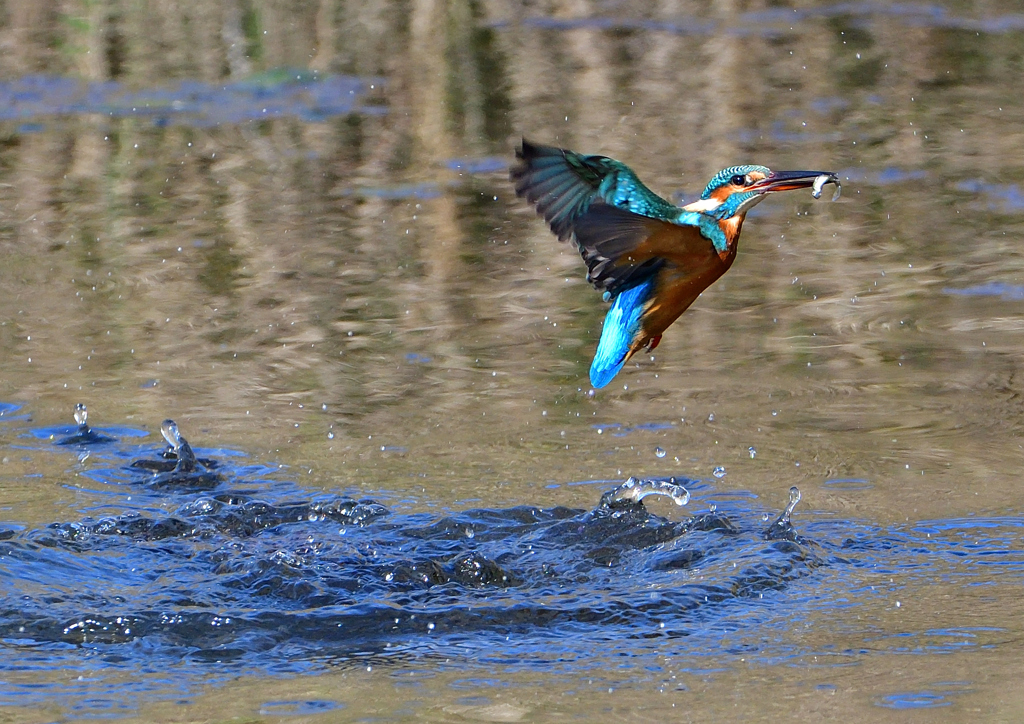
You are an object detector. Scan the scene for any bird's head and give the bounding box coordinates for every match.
[686,165,839,220]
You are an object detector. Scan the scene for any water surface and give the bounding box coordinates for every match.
[1,0,1024,721]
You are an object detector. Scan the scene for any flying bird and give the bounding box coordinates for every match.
[510,139,839,388]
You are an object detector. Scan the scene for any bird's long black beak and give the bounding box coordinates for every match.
[751,170,841,200]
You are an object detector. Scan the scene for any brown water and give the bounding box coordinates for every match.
[2,0,1024,721]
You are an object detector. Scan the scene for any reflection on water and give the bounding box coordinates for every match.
[0,72,380,127]
[1,0,1024,720]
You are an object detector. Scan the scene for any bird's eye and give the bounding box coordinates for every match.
[730,174,747,186]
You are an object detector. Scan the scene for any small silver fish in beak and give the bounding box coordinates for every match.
[811,173,842,201]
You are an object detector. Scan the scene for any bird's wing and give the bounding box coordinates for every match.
[573,201,720,299]
[510,139,677,242]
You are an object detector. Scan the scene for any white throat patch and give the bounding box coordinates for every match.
[683,192,767,217]
[682,197,722,213]
[734,193,767,216]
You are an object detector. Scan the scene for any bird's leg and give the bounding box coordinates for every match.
[646,335,662,352]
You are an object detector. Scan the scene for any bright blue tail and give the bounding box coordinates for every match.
[589,281,654,388]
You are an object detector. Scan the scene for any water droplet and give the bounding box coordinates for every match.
[709,503,717,513]
[707,412,715,422]
[748,446,757,459]
[655,447,666,458]
[762,513,770,522]
[465,527,475,539]
[73,403,87,426]
[771,410,778,416]
[327,431,335,439]
[712,466,726,478]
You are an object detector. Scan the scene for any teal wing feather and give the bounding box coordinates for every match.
[510,139,678,243]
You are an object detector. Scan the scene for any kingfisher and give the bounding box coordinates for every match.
[510,139,840,388]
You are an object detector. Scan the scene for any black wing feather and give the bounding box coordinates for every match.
[573,202,668,298]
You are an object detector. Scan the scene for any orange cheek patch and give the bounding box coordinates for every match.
[710,185,737,202]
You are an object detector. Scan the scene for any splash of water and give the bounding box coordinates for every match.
[73,403,88,427]
[55,403,115,445]
[764,486,802,541]
[601,476,690,507]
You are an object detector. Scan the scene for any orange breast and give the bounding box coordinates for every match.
[618,216,744,360]
[717,216,745,260]
[638,251,735,344]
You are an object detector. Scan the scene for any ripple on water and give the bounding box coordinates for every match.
[822,478,874,491]
[30,404,148,443]
[874,682,973,710]
[259,700,344,716]
[0,406,1022,714]
[0,410,827,700]
[0,402,23,418]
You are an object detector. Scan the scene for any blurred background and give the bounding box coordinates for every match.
[2,0,1024,720]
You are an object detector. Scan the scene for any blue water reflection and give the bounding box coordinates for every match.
[943,282,1024,300]
[875,682,973,709]
[0,72,380,127]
